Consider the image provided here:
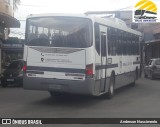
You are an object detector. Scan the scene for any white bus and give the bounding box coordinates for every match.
[134,10,157,19]
[23,14,141,99]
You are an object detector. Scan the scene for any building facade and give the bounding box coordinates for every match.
[0,0,20,73]
[143,24,160,63]
[1,38,24,70]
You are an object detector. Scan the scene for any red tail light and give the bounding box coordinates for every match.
[86,64,93,78]
[23,64,27,72]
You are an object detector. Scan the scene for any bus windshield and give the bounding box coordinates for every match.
[135,10,145,15]
[135,10,142,15]
[26,17,92,48]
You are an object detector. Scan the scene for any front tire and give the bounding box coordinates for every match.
[101,75,115,99]
[107,76,115,99]
[107,79,114,99]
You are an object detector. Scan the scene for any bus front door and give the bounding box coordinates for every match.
[100,26,107,92]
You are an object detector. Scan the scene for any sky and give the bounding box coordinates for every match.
[10,0,160,38]
[15,0,135,19]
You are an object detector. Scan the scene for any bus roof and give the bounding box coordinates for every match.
[27,13,88,19]
[94,16,141,36]
[27,13,141,36]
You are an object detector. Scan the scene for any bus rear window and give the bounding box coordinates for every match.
[26,17,92,48]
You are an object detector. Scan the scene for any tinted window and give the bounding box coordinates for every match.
[108,27,117,55]
[8,61,23,69]
[123,31,127,55]
[101,32,106,56]
[117,29,123,55]
[107,27,111,55]
[148,60,153,65]
[135,10,141,15]
[26,17,92,48]
[95,23,100,54]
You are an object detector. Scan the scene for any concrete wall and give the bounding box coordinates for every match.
[0,0,13,16]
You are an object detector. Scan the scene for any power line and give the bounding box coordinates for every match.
[115,6,132,11]
[20,3,51,8]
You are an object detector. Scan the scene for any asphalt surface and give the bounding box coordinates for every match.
[0,77,160,127]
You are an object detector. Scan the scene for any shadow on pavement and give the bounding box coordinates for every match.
[30,84,137,108]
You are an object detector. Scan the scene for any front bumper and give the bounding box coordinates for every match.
[1,76,23,85]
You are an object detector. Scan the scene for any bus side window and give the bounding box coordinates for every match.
[136,35,139,55]
[132,34,136,55]
[101,32,106,56]
[128,33,132,55]
[107,27,111,55]
[117,29,122,55]
[112,28,116,56]
[126,33,130,55]
[123,31,127,55]
[94,23,100,55]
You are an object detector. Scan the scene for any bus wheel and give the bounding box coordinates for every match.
[107,76,115,99]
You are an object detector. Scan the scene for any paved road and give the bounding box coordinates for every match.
[0,77,160,126]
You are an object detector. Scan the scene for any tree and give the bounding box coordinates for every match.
[13,0,21,11]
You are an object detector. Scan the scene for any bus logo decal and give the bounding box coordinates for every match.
[133,0,159,23]
[41,58,44,62]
